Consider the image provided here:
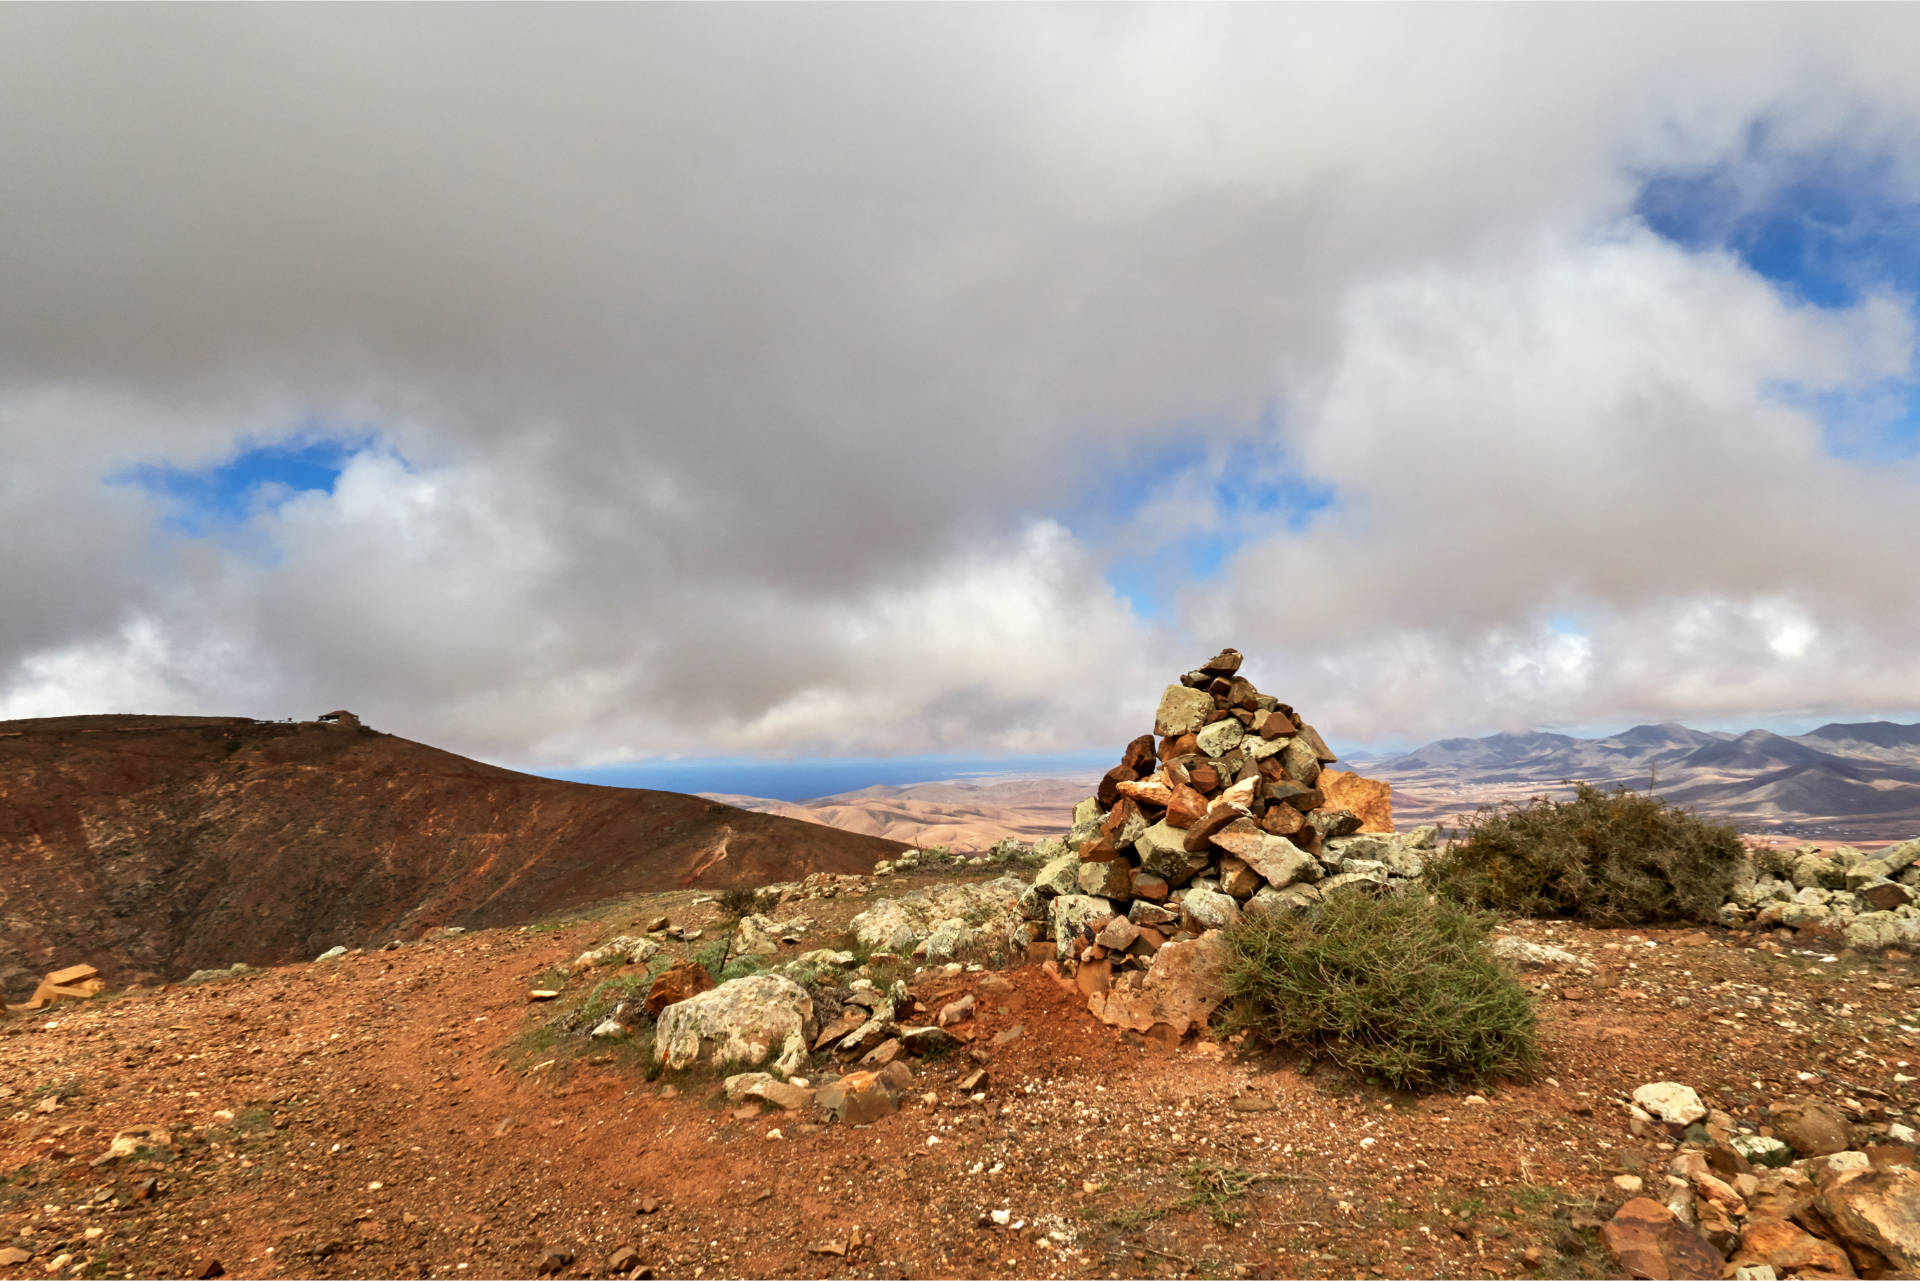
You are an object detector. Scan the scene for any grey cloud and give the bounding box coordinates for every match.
[6,7,1920,759]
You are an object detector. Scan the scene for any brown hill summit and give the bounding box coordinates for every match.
[0,713,907,998]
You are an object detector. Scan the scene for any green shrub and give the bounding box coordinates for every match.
[1425,783,1744,925]
[716,885,759,919]
[1220,890,1537,1091]
[717,954,768,983]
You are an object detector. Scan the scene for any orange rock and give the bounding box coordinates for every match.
[643,961,716,1017]
[1115,777,1173,809]
[1316,770,1394,835]
[1164,784,1210,829]
[1731,1217,1856,1279]
[1600,1197,1726,1280]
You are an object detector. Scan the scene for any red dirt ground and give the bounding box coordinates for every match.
[3,886,1917,1281]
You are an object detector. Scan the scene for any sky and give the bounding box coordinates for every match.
[8,7,1920,791]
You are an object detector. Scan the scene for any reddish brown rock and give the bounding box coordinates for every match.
[1226,676,1260,709]
[816,1070,899,1126]
[1129,870,1170,902]
[1771,1096,1854,1158]
[1316,770,1394,834]
[1600,1197,1726,1280]
[1099,797,1146,843]
[1119,734,1157,776]
[1076,833,1119,863]
[1188,762,1221,794]
[644,961,716,1017]
[1182,801,1252,854]
[1289,823,1323,858]
[1263,778,1323,813]
[1256,708,1299,739]
[1095,765,1134,808]
[1731,1217,1857,1279]
[1198,647,1243,677]
[1158,733,1199,764]
[1075,958,1113,999]
[1260,803,1305,837]
[1165,784,1211,829]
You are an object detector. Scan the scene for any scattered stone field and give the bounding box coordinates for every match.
[1,871,1916,1281]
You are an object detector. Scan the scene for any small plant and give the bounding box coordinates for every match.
[717,954,768,983]
[716,885,759,919]
[1425,783,1745,925]
[694,939,730,983]
[1220,890,1537,1091]
[1177,1161,1269,1227]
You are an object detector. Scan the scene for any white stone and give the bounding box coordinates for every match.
[1631,1082,1707,1127]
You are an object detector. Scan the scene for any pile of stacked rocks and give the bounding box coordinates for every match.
[1013,648,1436,1031]
[1719,841,1920,950]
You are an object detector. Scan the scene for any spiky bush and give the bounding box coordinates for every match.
[1220,891,1537,1091]
[1425,784,1744,925]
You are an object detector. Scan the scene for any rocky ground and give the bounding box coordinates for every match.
[2,865,1917,1281]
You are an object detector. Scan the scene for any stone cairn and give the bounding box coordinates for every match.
[1014,648,1435,1035]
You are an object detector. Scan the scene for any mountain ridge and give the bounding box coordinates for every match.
[0,713,907,998]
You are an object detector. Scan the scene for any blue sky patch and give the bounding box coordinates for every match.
[1637,130,1920,462]
[1635,128,1920,309]
[1066,414,1339,618]
[112,432,385,537]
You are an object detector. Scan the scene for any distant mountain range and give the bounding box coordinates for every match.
[709,720,1920,856]
[1365,720,1920,841]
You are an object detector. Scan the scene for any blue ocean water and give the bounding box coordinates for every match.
[531,751,1113,803]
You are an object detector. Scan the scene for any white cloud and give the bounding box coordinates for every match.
[7,8,1920,760]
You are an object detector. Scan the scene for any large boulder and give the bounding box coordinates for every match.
[1315,769,1394,834]
[654,974,817,1079]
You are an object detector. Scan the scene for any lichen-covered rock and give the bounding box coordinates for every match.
[654,974,816,1079]
[1154,684,1216,738]
[1209,819,1320,890]
[1194,718,1245,758]
[1180,886,1241,933]
[849,899,921,954]
[850,875,1025,955]
[917,917,972,963]
[1049,893,1114,956]
[1246,883,1320,919]
[731,914,814,957]
[1033,855,1080,898]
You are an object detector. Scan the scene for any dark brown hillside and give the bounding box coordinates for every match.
[0,714,907,998]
